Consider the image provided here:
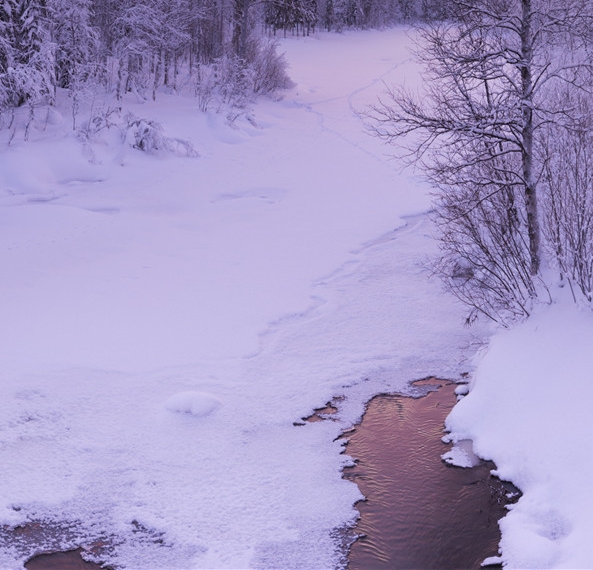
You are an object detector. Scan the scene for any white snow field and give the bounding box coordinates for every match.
[0,28,479,569]
[1,25,589,570]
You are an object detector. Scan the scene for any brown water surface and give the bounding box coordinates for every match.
[25,549,106,570]
[0,521,113,570]
[344,379,517,570]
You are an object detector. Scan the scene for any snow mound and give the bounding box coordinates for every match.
[164,391,221,417]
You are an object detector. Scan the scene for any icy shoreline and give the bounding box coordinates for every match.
[10,25,585,569]
[0,27,483,568]
[344,379,513,569]
[443,302,593,568]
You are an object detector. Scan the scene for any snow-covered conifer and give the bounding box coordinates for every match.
[0,0,53,108]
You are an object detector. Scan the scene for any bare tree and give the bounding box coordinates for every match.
[367,0,593,322]
[541,88,593,305]
[433,145,541,324]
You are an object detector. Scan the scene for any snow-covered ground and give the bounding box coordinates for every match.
[445,299,593,569]
[1,25,588,570]
[0,28,481,569]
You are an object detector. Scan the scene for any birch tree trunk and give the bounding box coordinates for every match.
[520,0,540,275]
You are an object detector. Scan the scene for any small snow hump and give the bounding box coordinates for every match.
[164,391,221,417]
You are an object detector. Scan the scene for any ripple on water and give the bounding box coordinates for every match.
[343,379,519,570]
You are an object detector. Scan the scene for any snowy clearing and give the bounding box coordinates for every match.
[0,28,481,569]
[1,24,589,570]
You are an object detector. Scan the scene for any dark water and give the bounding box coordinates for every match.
[25,549,105,570]
[343,379,517,570]
[0,521,112,570]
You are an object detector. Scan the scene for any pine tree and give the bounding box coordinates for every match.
[49,0,99,89]
[0,2,16,108]
[0,0,53,107]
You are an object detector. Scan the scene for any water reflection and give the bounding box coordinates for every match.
[343,379,517,570]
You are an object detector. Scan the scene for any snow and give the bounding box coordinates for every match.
[441,438,481,469]
[444,301,593,568]
[3,24,590,570]
[482,555,504,567]
[164,391,222,417]
[0,27,479,569]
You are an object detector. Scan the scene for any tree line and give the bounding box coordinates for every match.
[369,0,593,324]
[0,0,290,120]
[0,0,450,130]
[9,0,588,326]
[264,0,448,35]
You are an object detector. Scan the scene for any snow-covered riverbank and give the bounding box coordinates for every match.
[1,25,589,570]
[445,300,593,569]
[0,28,480,569]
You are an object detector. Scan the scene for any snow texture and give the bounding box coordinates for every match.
[164,392,222,417]
[0,27,476,569]
[445,300,593,568]
[3,26,564,570]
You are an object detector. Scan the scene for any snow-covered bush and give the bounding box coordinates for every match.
[194,64,217,112]
[193,41,292,112]
[77,104,122,141]
[248,39,293,96]
[123,113,199,157]
[215,54,250,108]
